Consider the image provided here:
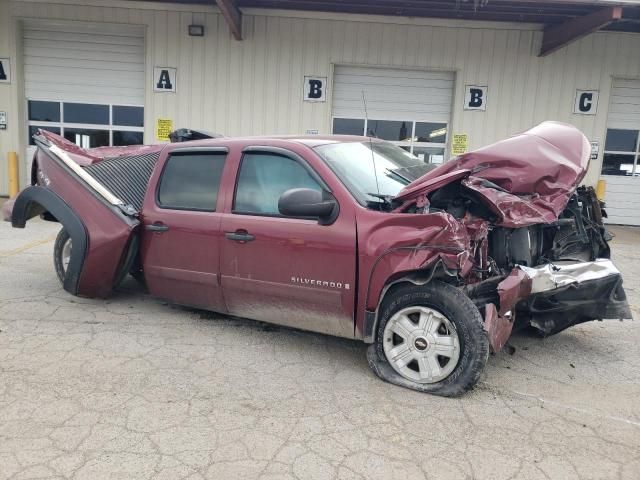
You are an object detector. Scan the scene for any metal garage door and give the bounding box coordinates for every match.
[601,78,640,225]
[332,65,454,164]
[22,19,145,183]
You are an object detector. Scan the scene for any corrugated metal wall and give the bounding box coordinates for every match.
[1,0,640,193]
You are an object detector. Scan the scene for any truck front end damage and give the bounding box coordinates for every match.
[381,122,632,352]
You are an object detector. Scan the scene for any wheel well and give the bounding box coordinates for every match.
[12,186,88,295]
[363,261,459,343]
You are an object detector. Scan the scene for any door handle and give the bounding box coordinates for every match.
[225,230,255,242]
[145,222,169,232]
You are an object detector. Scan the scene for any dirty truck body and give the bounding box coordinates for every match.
[6,122,631,396]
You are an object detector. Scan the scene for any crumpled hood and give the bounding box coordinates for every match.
[394,121,591,227]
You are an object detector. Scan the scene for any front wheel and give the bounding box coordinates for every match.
[53,228,72,284]
[369,281,489,397]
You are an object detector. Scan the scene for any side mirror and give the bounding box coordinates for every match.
[278,188,339,225]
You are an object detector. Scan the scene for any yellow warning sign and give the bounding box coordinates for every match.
[451,134,469,156]
[156,118,173,141]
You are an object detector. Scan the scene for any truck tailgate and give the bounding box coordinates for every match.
[10,133,159,298]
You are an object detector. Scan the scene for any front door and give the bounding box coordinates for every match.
[220,149,357,338]
[141,148,228,311]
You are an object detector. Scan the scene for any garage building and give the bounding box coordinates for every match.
[0,0,639,224]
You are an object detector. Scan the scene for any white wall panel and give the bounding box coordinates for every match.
[1,0,640,194]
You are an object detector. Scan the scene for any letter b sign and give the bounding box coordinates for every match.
[303,76,327,102]
[464,85,487,111]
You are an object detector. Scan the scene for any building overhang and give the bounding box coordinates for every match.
[128,0,640,55]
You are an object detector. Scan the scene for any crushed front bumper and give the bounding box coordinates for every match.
[484,259,632,351]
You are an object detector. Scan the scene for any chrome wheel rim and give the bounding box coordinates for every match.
[61,238,72,275]
[383,306,461,384]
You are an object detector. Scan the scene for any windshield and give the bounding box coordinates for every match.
[314,141,432,205]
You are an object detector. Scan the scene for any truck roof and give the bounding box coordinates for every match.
[171,134,376,149]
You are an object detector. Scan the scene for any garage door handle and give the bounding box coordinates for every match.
[225,230,255,242]
[146,222,169,232]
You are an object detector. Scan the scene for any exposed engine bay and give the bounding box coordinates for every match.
[429,185,611,270]
[432,185,630,340]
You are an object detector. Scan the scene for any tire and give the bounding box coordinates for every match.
[371,281,489,397]
[53,227,71,285]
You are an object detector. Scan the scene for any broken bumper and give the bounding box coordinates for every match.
[484,259,632,351]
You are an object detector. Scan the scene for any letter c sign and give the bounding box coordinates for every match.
[574,90,598,115]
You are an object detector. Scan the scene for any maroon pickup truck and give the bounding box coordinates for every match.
[4,122,631,396]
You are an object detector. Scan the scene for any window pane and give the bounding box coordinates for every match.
[315,142,428,205]
[63,128,109,148]
[63,103,109,125]
[28,101,60,122]
[367,120,412,141]
[413,146,446,164]
[602,153,636,176]
[415,123,447,143]
[113,106,144,127]
[605,129,639,152]
[158,153,226,211]
[234,153,321,215]
[333,118,365,136]
[113,131,143,146]
[29,126,61,145]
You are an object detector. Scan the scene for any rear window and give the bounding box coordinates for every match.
[157,152,226,211]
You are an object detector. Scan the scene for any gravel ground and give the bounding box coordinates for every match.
[0,217,638,480]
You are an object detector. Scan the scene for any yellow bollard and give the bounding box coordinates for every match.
[8,152,19,197]
[595,179,606,201]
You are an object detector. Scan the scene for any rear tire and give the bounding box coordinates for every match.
[53,228,71,285]
[371,281,489,397]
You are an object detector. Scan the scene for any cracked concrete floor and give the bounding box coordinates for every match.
[0,218,638,480]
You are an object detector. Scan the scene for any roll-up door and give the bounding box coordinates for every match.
[601,79,640,226]
[22,19,146,185]
[332,66,454,164]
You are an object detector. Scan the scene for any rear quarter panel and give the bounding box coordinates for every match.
[32,148,139,298]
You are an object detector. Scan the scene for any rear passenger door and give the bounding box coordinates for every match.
[140,148,228,312]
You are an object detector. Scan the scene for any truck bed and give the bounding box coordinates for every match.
[83,152,160,211]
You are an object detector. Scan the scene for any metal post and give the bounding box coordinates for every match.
[596,179,606,201]
[8,151,19,197]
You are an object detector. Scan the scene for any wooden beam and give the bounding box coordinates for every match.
[216,0,242,40]
[540,6,623,56]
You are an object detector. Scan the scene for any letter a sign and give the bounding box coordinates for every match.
[154,67,177,93]
[0,58,11,84]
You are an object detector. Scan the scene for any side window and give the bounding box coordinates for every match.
[158,152,226,211]
[234,152,322,215]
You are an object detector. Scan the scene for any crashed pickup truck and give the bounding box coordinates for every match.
[3,121,632,396]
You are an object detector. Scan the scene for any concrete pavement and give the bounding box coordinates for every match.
[0,218,638,480]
